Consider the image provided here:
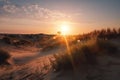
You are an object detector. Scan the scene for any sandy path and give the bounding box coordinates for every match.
[10,46,66,65]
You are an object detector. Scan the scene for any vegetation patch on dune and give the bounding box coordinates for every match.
[50,39,118,72]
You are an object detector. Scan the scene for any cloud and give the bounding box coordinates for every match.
[0,4,71,22]
[3,4,19,13]
[0,0,10,4]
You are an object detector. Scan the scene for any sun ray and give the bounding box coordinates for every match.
[63,35,76,73]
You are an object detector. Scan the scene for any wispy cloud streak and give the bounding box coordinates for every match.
[0,4,71,22]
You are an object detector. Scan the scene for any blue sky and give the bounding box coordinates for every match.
[0,0,120,34]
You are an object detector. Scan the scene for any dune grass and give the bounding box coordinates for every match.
[50,39,118,72]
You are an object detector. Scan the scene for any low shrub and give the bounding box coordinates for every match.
[14,39,33,46]
[2,37,12,44]
[0,49,11,65]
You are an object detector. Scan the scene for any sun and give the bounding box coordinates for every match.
[60,24,70,35]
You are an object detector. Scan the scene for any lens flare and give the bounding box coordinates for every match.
[63,36,76,72]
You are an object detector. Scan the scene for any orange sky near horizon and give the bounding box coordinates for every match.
[0,0,119,35]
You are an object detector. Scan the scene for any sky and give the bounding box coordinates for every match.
[0,0,120,34]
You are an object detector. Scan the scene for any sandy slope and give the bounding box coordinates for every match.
[0,55,51,80]
[1,50,120,80]
[0,39,120,80]
[0,45,64,80]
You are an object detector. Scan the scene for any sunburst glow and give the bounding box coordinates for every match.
[60,24,70,35]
